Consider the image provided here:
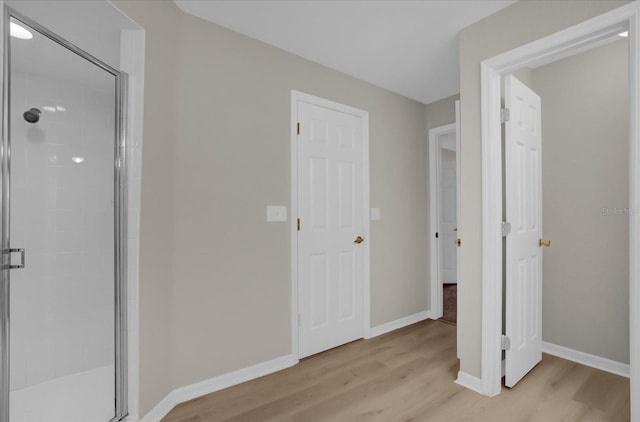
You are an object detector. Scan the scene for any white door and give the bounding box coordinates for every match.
[504,74,543,387]
[297,99,366,359]
[439,144,457,284]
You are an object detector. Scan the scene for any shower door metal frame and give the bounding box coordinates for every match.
[0,7,128,422]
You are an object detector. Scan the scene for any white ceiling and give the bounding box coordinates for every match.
[173,0,515,105]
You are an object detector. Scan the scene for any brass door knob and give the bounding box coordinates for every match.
[354,236,364,244]
[539,238,551,247]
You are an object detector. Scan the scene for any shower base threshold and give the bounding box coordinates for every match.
[10,365,115,422]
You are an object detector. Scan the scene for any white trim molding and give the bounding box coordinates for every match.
[366,311,431,339]
[479,3,640,420]
[542,342,630,378]
[119,24,146,422]
[290,90,371,355]
[630,7,640,422]
[455,371,483,395]
[139,355,298,422]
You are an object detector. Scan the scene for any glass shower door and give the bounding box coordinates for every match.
[1,12,126,422]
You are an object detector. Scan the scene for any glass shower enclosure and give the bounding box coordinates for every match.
[0,8,127,422]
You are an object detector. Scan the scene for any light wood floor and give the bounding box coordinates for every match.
[162,320,630,421]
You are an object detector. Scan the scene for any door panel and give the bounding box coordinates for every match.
[298,101,365,359]
[309,158,328,229]
[309,254,328,328]
[337,251,355,319]
[505,74,543,388]
[337,161,354,228]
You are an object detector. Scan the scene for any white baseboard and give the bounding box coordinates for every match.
[455,371,484,395]
[366,310,431,339]
[139,354,298,422]
[542,341,630,378]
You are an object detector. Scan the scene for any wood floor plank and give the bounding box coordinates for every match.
[573,370,631,416]
[290,357,435,422]
[223,360,388,422]
[162,320,630,422]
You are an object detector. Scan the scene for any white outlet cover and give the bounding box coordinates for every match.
[371,208,381,220]
[267,205,287,222]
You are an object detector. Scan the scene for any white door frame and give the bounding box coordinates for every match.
[479,3,640,420]
[290,90,371,359]
[429,123,457,319]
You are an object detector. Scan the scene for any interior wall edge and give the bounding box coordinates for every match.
[457,0,631,381]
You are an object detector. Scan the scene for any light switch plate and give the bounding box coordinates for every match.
[371,208,381,220]
[267,205,287,222]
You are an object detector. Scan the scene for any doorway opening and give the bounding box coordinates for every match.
[479,3,639,419]
[290,91,371,360]
[502,35,630,388]
[429,122,459,324]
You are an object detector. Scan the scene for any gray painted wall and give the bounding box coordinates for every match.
[426,94,459,131]
[532,38,629,363]
[458,0,629,378]
[111,1,177,414]
[114,1,430,415]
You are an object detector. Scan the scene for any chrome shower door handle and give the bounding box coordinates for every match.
[2,248,25,269]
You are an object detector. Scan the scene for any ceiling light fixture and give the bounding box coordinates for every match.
[619,31,629,37]
[10,22,33,40]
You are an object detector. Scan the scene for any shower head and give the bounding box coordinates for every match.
[23,108,41,124]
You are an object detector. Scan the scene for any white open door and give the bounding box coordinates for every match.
[297,99,367,359]
[504,74,543,388]
[440,142,457,284]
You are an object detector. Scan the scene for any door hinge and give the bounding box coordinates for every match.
[500,108,510,123]
[455,238,461,247]
[298,313,302,327]
[501,334,511,351]
[297,218,301,231]
[502,221,511,237]
[2,248,25,270]
[297,122,300,135]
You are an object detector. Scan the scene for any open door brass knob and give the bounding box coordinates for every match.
[354,236,364,244]
[539,238,551,247]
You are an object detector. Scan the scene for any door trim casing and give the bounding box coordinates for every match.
[429,123,456,320]
[290,90,370,359]
[478,3,640,420]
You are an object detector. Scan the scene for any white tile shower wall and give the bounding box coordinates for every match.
[9,71,116,391]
